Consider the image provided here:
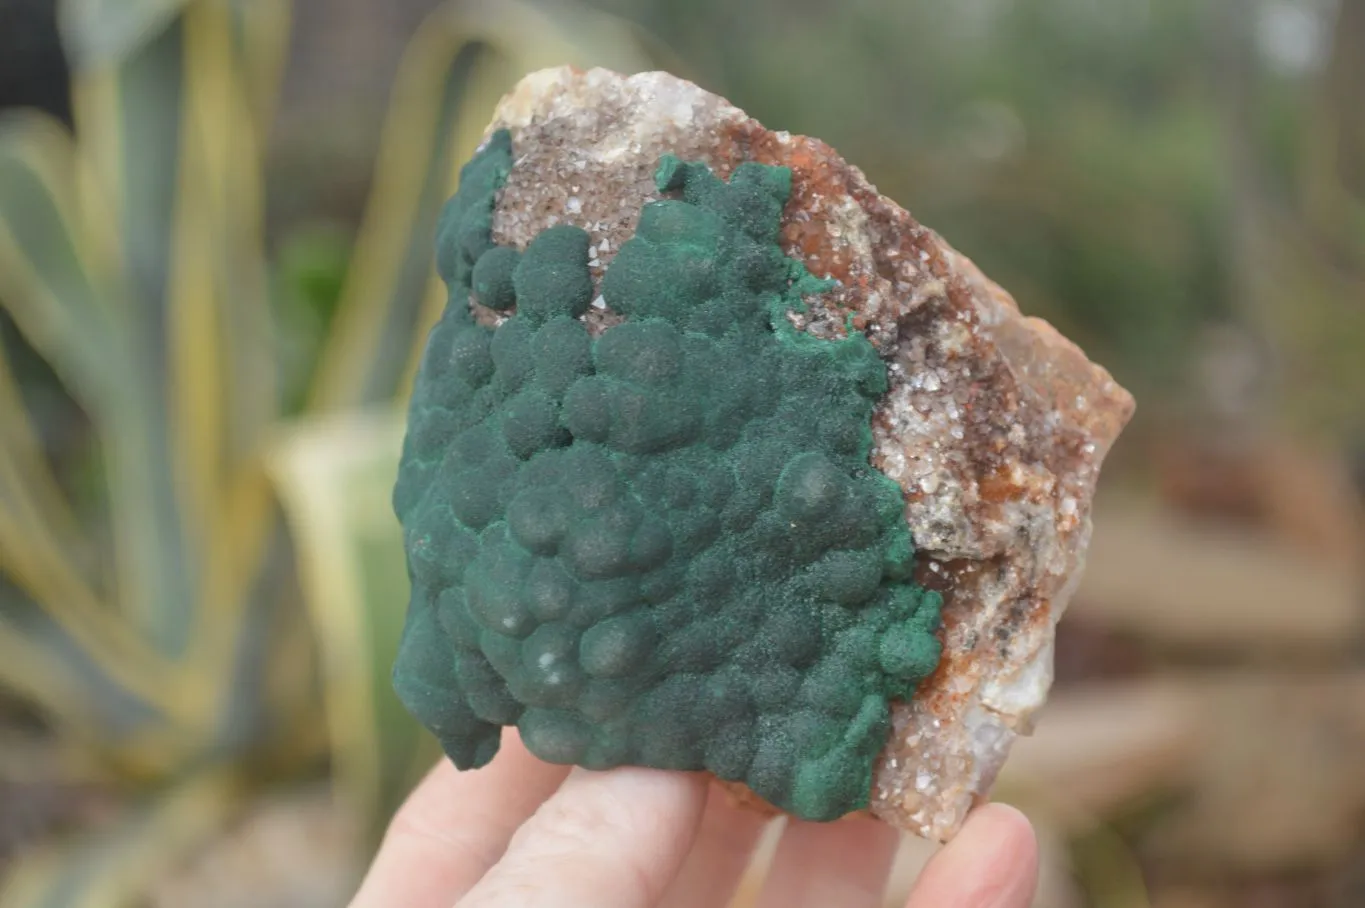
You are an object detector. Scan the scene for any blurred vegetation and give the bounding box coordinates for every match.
[0,0,652,903]
[0,0,1360,905]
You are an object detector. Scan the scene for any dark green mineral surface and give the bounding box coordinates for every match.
[391,128,943,821]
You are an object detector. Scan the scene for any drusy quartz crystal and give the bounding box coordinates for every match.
[392,130,943,821]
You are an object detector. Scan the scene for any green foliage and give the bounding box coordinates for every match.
[266,408,440,840]
[393,138,942,821]
[0,768,240,908]
[0,0,658,903]
[271,224,352,416]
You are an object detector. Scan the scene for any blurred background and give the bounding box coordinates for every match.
[0,0,1361,905]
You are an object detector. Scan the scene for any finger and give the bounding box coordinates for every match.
[350,728,571,908]
[458,767,709,908]
[657,783,770,908]
[753,812,901,908]
[903,803,1038,908]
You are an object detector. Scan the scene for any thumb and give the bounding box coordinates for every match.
[904,804,1038,908]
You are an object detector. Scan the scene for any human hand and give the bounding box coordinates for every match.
[350,728,1038,908]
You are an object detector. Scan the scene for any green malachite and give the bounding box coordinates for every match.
[392,130,942,821]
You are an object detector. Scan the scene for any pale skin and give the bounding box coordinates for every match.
[350,728,1039,908]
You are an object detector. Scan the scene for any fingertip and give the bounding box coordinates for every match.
[903,802,1039,908]
[960,802,1038,863]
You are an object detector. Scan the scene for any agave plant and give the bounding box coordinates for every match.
[0,0,652,903]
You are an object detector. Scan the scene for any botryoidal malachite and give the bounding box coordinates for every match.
[391,129,943,821]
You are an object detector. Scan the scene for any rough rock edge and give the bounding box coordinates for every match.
[482,66,1135,841]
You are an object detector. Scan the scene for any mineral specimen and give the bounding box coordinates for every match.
[395,131,944,822]
[393,67,1134,840]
